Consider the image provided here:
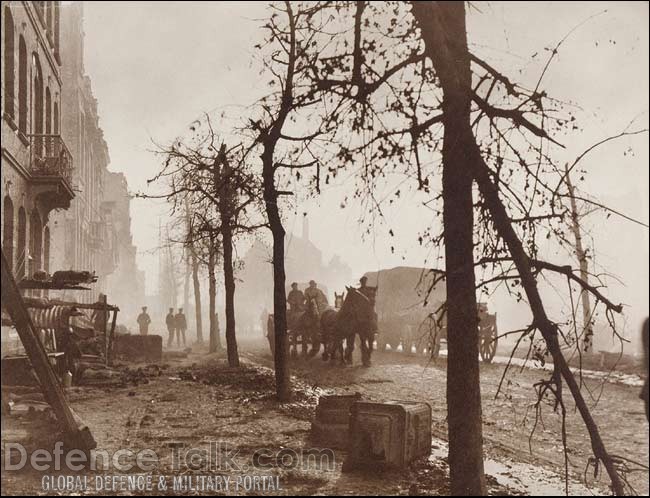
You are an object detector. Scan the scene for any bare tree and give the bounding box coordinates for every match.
[250,1,333,401]
[258,1,647,494]
[147,119,264,367]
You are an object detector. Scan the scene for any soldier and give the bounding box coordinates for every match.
[358,276,378,333]
[175,308,187,347]
[305,280,328,310]
[287,282,306,312]
[137,306,151,336]
[358,276,371,298]
[165,308,176,347]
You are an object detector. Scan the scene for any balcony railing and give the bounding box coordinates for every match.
[29,134,73,186]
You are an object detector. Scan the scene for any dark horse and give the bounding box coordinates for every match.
[326,286,377,367]
[290,296,321,357]
[320,292,344,362]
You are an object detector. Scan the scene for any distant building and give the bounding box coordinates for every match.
[236,216,352,331]
[47,2,122,302]
[103,172,145,325]
[2,2,73,286]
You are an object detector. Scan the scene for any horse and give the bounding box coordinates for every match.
[289,295,322,357]
[320,292,345,362]
[331,286,377,367]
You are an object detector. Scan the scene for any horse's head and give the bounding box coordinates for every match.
[306,295,320,316]
[334,292,345,310]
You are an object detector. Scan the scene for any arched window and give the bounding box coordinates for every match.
[18,36,27,134]
[53,101,59,134]
[29,210,43,277]
[16,207,27,280]
[33,54,44,136]
[45,87,52,134]
[4,7,15,119]
[3,196,15,272]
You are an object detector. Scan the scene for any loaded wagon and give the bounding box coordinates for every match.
[363,266,498,363]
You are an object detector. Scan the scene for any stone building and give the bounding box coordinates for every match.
[47,2,118,302]
[103,171,146,324]
[1,2,72,283]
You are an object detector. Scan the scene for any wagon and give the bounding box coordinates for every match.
[417,302,498,363]
[363,267,498,363]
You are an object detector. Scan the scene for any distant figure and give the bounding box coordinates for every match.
[165,308,176,347]
[287,282,306,312]
[642,318,649,422]
[304,280,328,310]
[137,306,151,336]
[175,308,187,347]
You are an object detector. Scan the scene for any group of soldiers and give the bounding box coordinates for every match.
[165,308,188,348]
[135,306,187,348]
[286,276,373,313]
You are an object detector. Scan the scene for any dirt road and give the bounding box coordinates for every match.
[2,339,647,495]
[245,340,648,495]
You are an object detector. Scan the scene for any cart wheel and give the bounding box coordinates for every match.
[479,322,498,363]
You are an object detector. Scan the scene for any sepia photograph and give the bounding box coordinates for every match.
[0,1,648,496]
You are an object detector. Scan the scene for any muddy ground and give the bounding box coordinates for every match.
[1,337,648,496]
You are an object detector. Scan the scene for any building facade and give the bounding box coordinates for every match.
[2,2,143,313]
[48,1,117,302]
[103,171,146,324]
[2,2,73,284]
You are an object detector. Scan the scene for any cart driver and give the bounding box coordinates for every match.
[287,282,306,312]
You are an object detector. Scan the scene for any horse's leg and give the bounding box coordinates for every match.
[360,334,371,367]
[345,333,354,365]
[309,328,320,358]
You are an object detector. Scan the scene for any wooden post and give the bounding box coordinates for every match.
[101,294,109,367]
[107,309,118,367]
[1,249,96,451]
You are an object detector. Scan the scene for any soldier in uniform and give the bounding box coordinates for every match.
[165,308,176,347]
[358,276,372,298]
[175,308,187,347]
[358,276,378,333]
[137,306,151,336]
[304,280,328,311]
[287,282,306,312]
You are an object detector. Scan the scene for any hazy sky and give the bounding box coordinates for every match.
[80,2,649,337]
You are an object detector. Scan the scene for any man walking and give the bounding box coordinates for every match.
[175,308,187,347]
[137,306,151,336]
[166,308,176,347]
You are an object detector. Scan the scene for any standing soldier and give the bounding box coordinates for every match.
[137,306,151,336]
[287,282,306,312]
[175,308,187,347]
[166,308,176,347]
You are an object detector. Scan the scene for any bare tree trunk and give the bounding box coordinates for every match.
[410,3,486,494]
[566,167,594,352]
[191,247,203,343]
[215,145,240,367]
[208,234,219,353]
[221,225,239,367]
[262,149,291,401]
